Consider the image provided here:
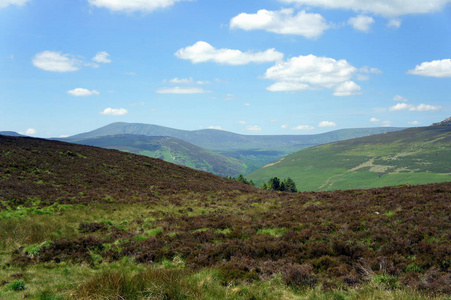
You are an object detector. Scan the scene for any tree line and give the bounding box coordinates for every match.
[228,174,298,193]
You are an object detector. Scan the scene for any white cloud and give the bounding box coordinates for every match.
[293,125,315,130]
[156,86,210,94]
[88,0,189,13]
[175,41,283,65]
[246,125,262,131]
[230,8,329,39]
[281,124,288,129]
[409,121,421,125]
[393,95,408,102]
[92,51,111,63]
[100,108,128,116]
[67,88,100,97]
[318,121,337,127]
[333,81,361,96]
[244,103,251,106]
[237,120,247,124]
[170,77,193,84]
[32,51,81,72]
[370,117,381,122]
[0,0,30,9]
[357,66,382,80]
[208,126,224,130]
[278,0,451,17]
[387,19,402,28]
[264,54,361,96]
[348,15,375,32]
[25,128,36,135]
[389,103,442,111]
[413,104,442,111]
[407,59,451,77]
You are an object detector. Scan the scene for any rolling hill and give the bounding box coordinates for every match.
[63,122,404,174]
[1,133,450,299]
[247,122,451,191]
[67,134,247,177]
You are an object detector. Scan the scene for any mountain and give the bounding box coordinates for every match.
[64,122,404,174]
[67,134,246,177]
[247,123,451,191]
[0,131,25,137]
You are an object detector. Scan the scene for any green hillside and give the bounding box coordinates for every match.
[247,125,451,191]
[64,122,404,173]
[70,134,247,177]
[1,134,450,299]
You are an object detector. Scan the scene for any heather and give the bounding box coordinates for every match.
[1,135,450,299]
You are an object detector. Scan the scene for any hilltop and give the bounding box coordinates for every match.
[248,123,451,191]
[0,134,450,299]
[66,134,246,177]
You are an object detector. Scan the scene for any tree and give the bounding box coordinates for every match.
[268,177,281,191]
[282,177,297,192]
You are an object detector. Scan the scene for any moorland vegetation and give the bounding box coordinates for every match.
[0,135,450,299]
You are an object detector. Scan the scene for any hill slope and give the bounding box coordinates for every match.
[1,134,450,298]
[0,135,255,208]
[247,125,451,191]
[69,134,246,177]
[64,122,404,173]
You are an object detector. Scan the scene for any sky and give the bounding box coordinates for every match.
[0,0,450,138]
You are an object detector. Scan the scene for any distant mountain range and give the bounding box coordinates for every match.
[247,120,451,191]
[63,122,404,174]
[0,131,25,137]
[66,134,246,177]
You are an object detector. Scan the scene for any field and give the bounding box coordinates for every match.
[1,135,450,299]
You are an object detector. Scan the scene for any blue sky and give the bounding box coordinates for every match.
[1,0,450,138]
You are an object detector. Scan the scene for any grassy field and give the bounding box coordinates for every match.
[248,126,451,191]
[1,135,450,299]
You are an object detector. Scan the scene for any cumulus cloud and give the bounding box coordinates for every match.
[175,41,283,65]
[293,125,315,130]
[100,107,128,116]
[25,128,36,135]
[0,0,30,9]
[67,88,100,97]
[237,120,247,124]
[264,54,361,96]
[230,8,329,39]
[278,0,451,17]
[333,81,361,96]
[88,0,189,13]
[318,121,337,127]
[156,86,210,94]
[407,59,451,77]
[389,103,442,111]
[393,95,408,102]
[348,15,375,32]
[169,77,193,84]
[281,124,288,129]
[370,117,380,122]
[32,51,81,72]
[409,121,420,125]
[246,125,262,131]
[92,51,111,63]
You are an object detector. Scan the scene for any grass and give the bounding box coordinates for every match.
[248,126,451,191]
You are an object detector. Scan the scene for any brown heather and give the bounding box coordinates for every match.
[1,135,450,298]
